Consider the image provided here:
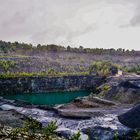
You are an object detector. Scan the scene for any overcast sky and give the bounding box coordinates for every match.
[0,0,140,50]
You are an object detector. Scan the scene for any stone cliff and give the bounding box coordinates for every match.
[0,75,106,95]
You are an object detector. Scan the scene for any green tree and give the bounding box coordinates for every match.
[89,60,118,76]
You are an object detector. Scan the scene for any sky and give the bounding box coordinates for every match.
[0,0,140,50]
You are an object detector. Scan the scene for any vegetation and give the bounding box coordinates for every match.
[8,119,61,140]
[0,40,139,78]
[0,60,17,72]
[123,64,140,74]
[89,60,119,76]
[0,40,139,56]
[0,60,139,78]
[0,71,89,78]
[43,121,57,139]
[1,118,140,140]
[113,131,119,140]
[10,118,42,139]
[69,129,81,140]
[102,85,110,92]
[0,118,87,140]
[133,130,140,140]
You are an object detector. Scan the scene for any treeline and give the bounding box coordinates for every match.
[0,40,140,56]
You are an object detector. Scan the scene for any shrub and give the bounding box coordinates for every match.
[113,131,119,140]
[89,60,119,76]
[123,65,140,74]
[134,130,140,140]
[69,129,81,140]
[0,60,17,73]
[9,118,42,139]
[43,121,57,138]
[102,85,110,91]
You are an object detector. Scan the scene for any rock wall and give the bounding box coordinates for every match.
[0,75,106,95]
[99,77,140,104]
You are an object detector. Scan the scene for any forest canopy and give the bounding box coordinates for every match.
[0,40,139,56]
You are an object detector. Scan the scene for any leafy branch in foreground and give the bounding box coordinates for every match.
[43,121,57,139]
[69,129,81,140]
[8,119,62,140]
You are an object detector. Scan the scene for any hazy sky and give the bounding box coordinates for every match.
[0,0,140,50]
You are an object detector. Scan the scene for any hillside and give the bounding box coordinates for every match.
[0,40,140,77]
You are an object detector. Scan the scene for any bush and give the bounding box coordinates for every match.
[9,118,41,139]
[43,121,57,138]
[134,130,140,140]
[8,119,62,140]
[102,85,110,91]
[0,60,17,72]
[69,129,81,140]
[123,65,140,74]
[89,60,119,76]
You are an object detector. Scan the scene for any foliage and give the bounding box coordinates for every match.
[89,60,119,76]
[0,40,139,78]
[0,60,17,72]
[113,131,119,140]
[123,64,140,74]
[2,119,140,140]
[43,121,57,138]
[10,127,22,139]
[8,119,63,140]
[0,40,139,56]
[134,130,140,140]
[23,118,41,133]
[102,85,110,92]
[69,129,81,140]
[9,118,41,139]
[0,71,89,78]
[47,68,58,76]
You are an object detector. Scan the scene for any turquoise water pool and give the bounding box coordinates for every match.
[3,91,90,105]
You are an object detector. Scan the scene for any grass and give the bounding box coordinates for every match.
[0,71,90,78]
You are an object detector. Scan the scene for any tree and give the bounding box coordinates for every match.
[89,61,119,76]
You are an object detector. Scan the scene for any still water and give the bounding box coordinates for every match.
[3,91,90,105]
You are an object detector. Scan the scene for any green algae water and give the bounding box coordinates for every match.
[3,91,90,105]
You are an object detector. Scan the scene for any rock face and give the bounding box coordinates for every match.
[99,77,140,104]
[118,104,140,129]
[0,75,105,95]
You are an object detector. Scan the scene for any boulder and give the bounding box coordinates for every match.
[118,104,140,129]
[0,110,25,128]
[82,125,130,140]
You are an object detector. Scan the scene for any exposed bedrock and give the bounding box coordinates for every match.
[56,96,116,110]
[98,76,140,104]
[118,104,140,129]
[0,75,105,95]
[0,101,130,140]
